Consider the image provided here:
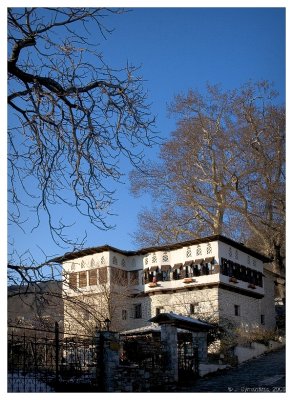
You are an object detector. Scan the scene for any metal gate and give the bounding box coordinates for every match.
[8,324,102,392]
[177,340,199,382]
[121,336,167,371]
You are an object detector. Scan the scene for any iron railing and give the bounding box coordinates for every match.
[8,323,101,392]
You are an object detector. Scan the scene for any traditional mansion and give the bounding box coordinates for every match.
[58,235,276,334]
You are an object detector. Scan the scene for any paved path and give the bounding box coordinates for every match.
[178,347,285,393]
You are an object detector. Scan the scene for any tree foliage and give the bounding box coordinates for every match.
[131,82,285,273]
[8,7,156,251]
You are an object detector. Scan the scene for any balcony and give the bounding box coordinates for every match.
[144,268,220,293]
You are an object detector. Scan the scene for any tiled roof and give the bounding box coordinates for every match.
[52,235,271,263]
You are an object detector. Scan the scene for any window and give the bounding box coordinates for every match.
[221,258,228,276]
[79,271,87,287]
[122,310,127,320]
[227,260,234,277]
[172,268,182,280]
[184,262,193,277]
[196,245,202,256]
[111,268,128,286]
[193,259,203,276]
[156,307,163,316]
[89,269,97,286]
[99,267,107,284]
[162,252,169,262]
[161,266,171,281]
[202,263,209,275]
[134,304,142,319]
[172,264,183,280]
[256,272,263,287]
[189,303,196,314]
[261,314,265,325]
[186,247,192,258]
[234,305,240,316]
[129,270,139,285]
[69,272,78,288]
[206,243,212,254]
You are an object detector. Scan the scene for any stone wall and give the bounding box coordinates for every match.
[148,287,219,322]
[218,288,267,329]
[234,340,284,363]
[260,271,277,330]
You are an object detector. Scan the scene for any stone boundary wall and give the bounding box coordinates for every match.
[234,339,285,364]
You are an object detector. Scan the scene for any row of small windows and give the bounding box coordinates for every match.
[144,257,216,283]
[221,258,263,287]
[67,258,262,288]
[68,268,140,289]
[233,304,265,324]
[121,304,142,320]
[122,303,265,324]
[144,244,213,265]
[228,247,257,266]
[70,256,129,271]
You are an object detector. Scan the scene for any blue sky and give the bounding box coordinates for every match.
[5,5,286,262]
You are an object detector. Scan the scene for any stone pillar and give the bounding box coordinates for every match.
[192,332,208,362]
[160,324,178,382]
[101,331,120,392]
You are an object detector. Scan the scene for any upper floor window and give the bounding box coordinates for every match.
[160,265,171,281]
[129,270,139,285]
[189,303,199,315]
[111,268,128,286]
[229,247,233,257]
[79,271,87,287]
[172,264,183,280]
[134,304,142,319]
[162,252,169,262]
[99,267,107,284]
[89,269,97,286]
[196,245,202,256]
[206,243,212,254]
[156,307,164,316]
[69,272,78,288]
[234,304,240,316]
[152,253,157,264]
[186,247,192,258]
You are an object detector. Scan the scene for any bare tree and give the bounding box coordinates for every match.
[230,82,285,273]
[130,82,285,273]
[8,7,156,251]
[7,7,157,308]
